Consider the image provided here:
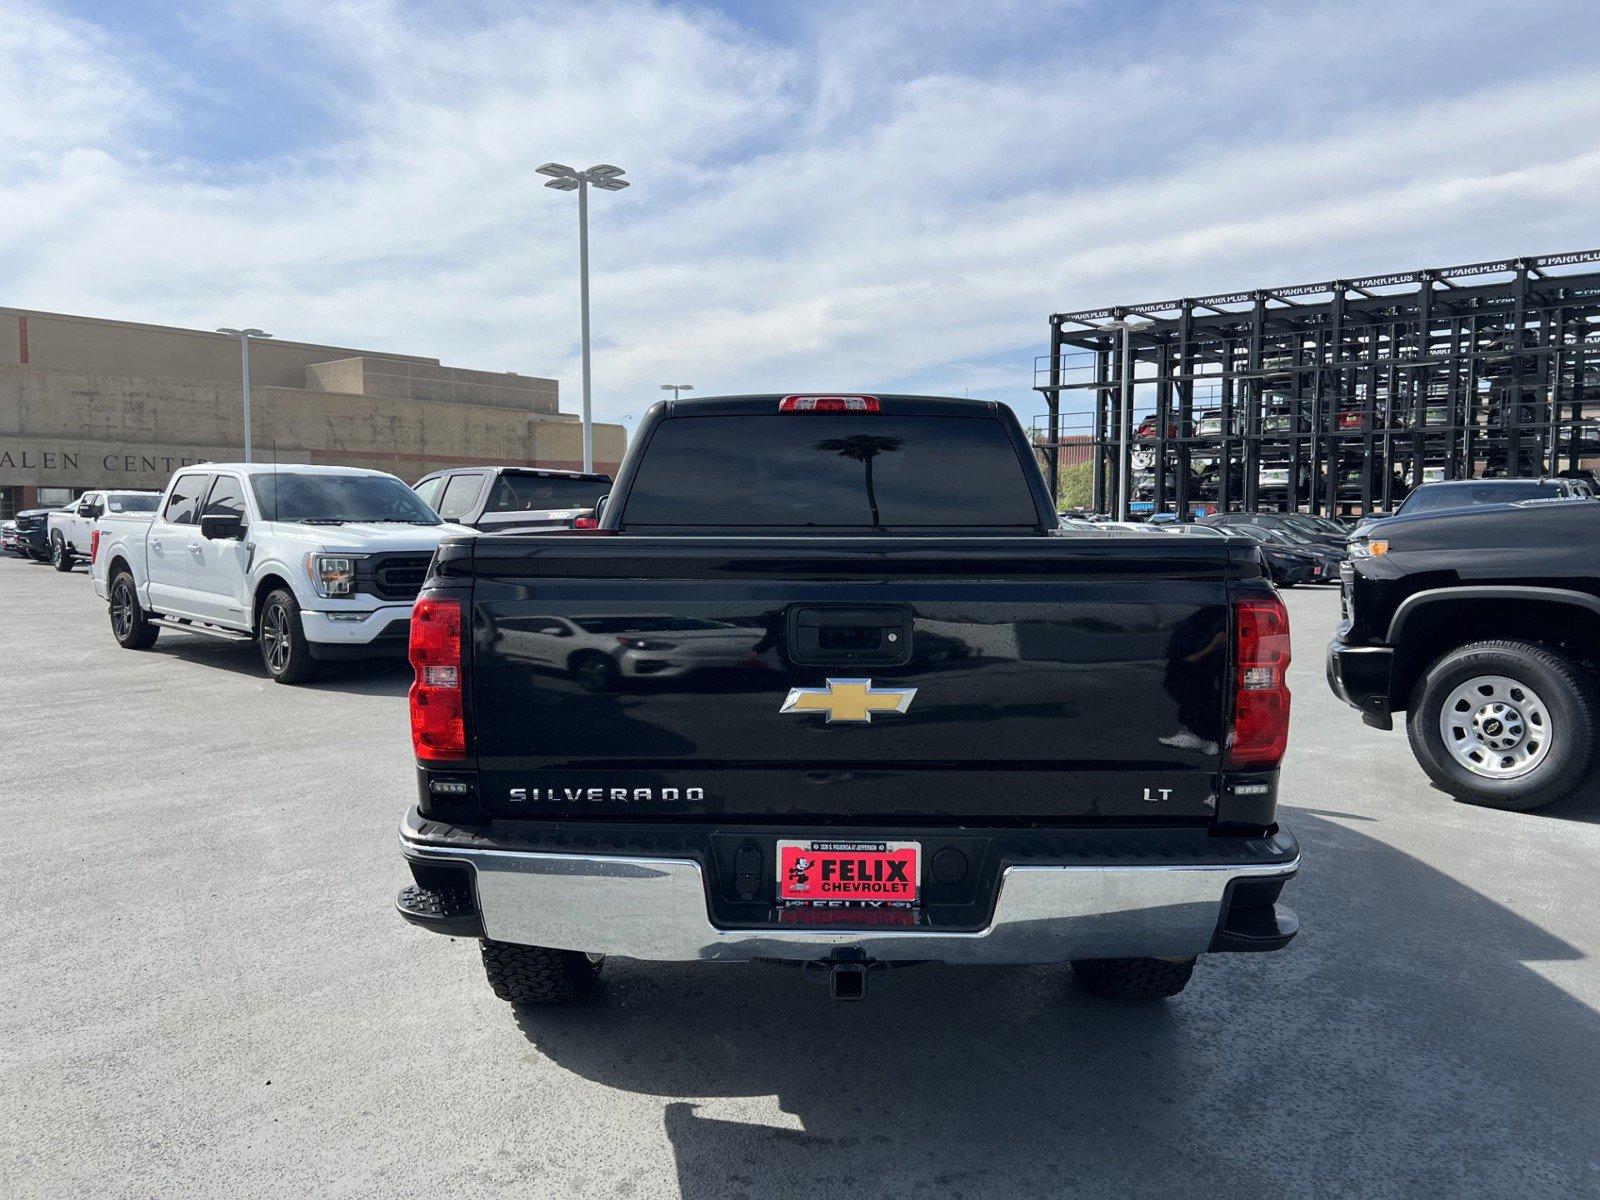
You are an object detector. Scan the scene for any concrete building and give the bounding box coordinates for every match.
[0,307,626,516]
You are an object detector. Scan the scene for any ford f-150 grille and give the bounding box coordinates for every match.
[360,553,432,602]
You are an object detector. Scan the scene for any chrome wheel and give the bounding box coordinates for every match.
[52,540,65,567]
[1438,674,1551,780]
[111,579,135,638]
[262,603,291,675]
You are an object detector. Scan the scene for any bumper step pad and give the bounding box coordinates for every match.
[396,883,484,938]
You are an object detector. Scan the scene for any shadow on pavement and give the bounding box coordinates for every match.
[140,632,411,696]
[513,812,1598,1199]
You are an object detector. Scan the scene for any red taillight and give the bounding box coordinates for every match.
[1226,593,1291,770]
[90,529,101,563]
[778,395,881,413]
[409,597,465,761]
[572,515,599,529]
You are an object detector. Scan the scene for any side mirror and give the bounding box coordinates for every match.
[595,494,609,519]
[200,514,245,541]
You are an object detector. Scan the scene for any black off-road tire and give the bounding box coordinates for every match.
[1071,956,1195,1000]
[1407,639,1597,812]
[109,569,159,649]
[481,941,602,1005]
[258,587,319,685]
[51,534,74,572]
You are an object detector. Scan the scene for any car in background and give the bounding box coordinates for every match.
[11,504,72,562]
[46,489,160,572]
[1218,525,1318,586]
[2,520,20,556]
[1198,513,1345,581]
[1351,477,1591,538]
[413,466,613,532]
[94,464,471,684]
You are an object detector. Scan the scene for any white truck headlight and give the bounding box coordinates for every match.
[306,553,359,597]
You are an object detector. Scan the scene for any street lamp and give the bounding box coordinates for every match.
[216,327,273,463]
[537,162,630,473]
[1104,318,1150,521]
[659,383,694,400]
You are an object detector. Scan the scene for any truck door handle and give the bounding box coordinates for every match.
[187,542,202,553]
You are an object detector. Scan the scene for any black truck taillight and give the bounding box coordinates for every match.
[410,596,465,761]
[1226,593,1291,770]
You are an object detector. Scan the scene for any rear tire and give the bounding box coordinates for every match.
[1407,639,1597,812]
[109,570,158,649]
[51,534,74,571]
[481,941,602,1005]
[1071,956,1195,999]
[258,588,319,685]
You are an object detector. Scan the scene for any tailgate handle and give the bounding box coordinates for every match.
[788,606,912,666]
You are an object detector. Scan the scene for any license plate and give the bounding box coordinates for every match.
[776,839,920,906]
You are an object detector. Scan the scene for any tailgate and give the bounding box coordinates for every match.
[468,536,1241,823]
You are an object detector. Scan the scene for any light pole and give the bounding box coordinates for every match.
[659,383,694,401]
[217,327,273,462]
[537,162,629,473]
[1105,318,1150,521]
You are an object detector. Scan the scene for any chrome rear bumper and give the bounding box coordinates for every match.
[401,817,1299,965]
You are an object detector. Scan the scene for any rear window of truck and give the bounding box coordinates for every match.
[486,474,611,513]
[622,415,1039,528]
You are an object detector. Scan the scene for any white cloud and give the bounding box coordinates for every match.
[2,0,1598,429]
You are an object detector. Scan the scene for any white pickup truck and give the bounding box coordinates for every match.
[92,463,469,683]
[46,489,161,572]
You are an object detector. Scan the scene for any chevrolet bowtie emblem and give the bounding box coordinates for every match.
[779,678,917,724]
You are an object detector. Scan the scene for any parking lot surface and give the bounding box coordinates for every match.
[2,554,1598,1199]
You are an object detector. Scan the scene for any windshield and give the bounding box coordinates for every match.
[107,493,159,513]
[1398,481,1555,515]
[252,473,441,525]
[486,474,610,513]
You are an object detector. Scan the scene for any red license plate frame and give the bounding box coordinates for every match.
[776,839,920,906]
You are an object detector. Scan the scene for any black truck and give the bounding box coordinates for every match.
[1328,498,1600,811]
[398,394,1300,1005]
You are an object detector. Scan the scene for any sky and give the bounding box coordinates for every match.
[4,0,1600,439]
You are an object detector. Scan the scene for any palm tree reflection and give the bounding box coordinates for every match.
[814,435,904,526]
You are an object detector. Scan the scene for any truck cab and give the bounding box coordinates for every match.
[412,466,612,533]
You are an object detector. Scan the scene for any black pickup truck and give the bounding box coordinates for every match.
[398,394,1300,1005]
[1328,498,1599,811]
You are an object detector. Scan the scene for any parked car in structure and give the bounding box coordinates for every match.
[398,394,1300,1008]
[2,519,20,556]
[412,466,612,532]
[46,489,160,572]
[1329,499,1600,811]
[1350,477,1591,538]
[93,463,470,684]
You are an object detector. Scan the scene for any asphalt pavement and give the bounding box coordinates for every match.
[2,553,1597,1199]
